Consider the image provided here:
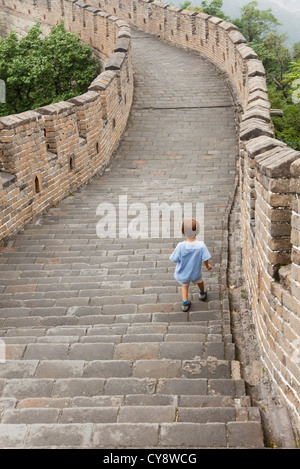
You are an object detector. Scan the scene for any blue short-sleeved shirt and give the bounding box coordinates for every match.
[169,240,211,284]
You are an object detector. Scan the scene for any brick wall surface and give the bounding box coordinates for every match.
[1,0,300,432]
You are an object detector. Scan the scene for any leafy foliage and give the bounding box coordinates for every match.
[231,1,280,44]
[180,0,230,20]
[292,43,300,61]
[251,33,291,93]
[283,59,300,110]
[284,59,300,84]
[0,21,98,116]
[268,85,300,150]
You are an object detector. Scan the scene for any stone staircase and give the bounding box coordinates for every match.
[0,298,263,448]
[0,28,265,448]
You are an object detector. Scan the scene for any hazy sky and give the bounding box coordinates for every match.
[272,0,300,13]
[170,0,300,12]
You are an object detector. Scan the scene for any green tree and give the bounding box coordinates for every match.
[232,1,280,43]
[268,85,300,150]
[251,33,292,95]
[180,0,230,20]
[180,1,197,9]
[283,59,300,106]
[198,0,230,20]
[0,21,98,116]
[293,42,300,61]
[284,59,300,83]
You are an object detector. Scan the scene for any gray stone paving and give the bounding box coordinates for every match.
[0,29,265,448]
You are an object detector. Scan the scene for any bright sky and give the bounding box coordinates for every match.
[272,0,300,13]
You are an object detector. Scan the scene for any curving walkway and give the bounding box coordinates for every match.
[0,28,264,448]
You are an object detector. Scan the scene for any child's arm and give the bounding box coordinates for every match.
[204,260,212,271]
[169,244,181,263]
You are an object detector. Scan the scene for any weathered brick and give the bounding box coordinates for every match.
[92,423,158,448]
[227,422,264,447]
[160,422,227,447]
[119,406,176,423]
[133,360,181,378]
[52,378,105,398]
[26,423,93,448]
[69,343,114,360]
[113,343,159,360]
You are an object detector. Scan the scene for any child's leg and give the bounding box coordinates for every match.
[181,285,189,302]
[198,281,207,301]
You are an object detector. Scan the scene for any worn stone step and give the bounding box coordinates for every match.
[0,304,221,318]
[1,404,261,425]
[0,377,247,399]
[1,332,224,346]
[0,323,223,345]
[8,394,251,411]
[159,421,264,448]
[0,359,239,379]
[10,394,252,410]
[0,421,265,448]
[1,340,235,361]
[0,320,222,340]
[177,406,261,423]
[1,293,220,309]
[0,320,223,338]
[0,310,222,326]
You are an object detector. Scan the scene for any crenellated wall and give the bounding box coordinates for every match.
[0,0,133,240]
[0,0,300,434]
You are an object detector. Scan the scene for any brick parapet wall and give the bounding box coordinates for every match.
[1,0,300,433]
[0,0,133,241]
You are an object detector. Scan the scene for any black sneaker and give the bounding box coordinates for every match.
[182,300,191,312]
[199,291,207,301]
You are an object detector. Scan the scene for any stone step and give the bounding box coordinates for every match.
[1,341,235,361]
[0,359,238,379]
[0,377,247,399]
[0,271,218,286]
[2,324,224,340]
[3,320,222,332]
[0,302,220,318]
[0,321,222,336]
[1,322,222,339]
[0,394,252,412]
[0,421,265,448]
[0,310,222,327]
[1,286,219,300]
[1,404,261,425]
[16,394,252,409]
[2,333,223,345]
